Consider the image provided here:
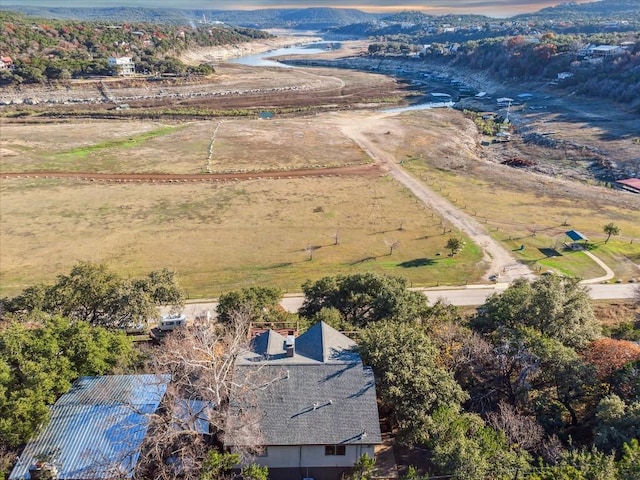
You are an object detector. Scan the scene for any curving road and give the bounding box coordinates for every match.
[580,251,615,284]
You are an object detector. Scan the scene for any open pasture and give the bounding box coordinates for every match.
[0,175,483,298]
[394,111,640,281]
[0,116,369,175]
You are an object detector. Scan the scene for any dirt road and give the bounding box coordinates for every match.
[335,111,535,282]
[1,163,381,182]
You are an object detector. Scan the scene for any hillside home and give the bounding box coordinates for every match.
[579,44,624,58]
[226,322,382,480]
[108,56,135,76]
[0,55,14,70]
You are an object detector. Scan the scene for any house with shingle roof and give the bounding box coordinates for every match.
[226,322,382,480]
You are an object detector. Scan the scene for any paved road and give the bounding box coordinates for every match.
[168,283,636,318]
[581,250,615,284]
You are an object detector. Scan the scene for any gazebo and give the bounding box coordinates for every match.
[565,230,589,250]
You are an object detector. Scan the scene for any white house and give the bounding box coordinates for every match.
[108,56,135,76]
[0,56,14,70]
[226,322,382,480]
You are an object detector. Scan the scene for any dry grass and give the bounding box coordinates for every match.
[391,110,640,281]
[0,117,369,174]
[0,175,483,298]
[2,97,638,297]
[593,300,639,327]
[406,162,640,280]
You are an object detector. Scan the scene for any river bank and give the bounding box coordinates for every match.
[179,35,322,65]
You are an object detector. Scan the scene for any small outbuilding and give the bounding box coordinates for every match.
[565,230,588,242]
[616,178,640,194]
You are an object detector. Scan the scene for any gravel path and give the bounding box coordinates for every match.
[336,111,535,282]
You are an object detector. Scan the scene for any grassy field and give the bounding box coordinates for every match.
[0,117,369,174]
[2,106,638,297]
[0,175,483,298]
[402,159,640,281]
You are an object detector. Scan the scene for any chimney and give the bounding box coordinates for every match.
[285,335,295,358]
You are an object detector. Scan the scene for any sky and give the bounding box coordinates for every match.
[4,1,590,18]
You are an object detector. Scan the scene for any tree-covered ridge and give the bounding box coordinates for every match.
[0,11,270,83]
[518,0,640,21]
[360,27,640,112]
[0,6,382,29]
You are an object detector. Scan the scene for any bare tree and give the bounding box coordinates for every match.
[385,239,400,255]
[137,311,265,479]
[487,402,544,453]
[304,244,319,261]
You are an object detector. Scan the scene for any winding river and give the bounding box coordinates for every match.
[230,39,457,112]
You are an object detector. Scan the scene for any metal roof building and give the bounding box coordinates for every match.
[616,178,640,194]
[10,374,171,480]
[565,230,588,242]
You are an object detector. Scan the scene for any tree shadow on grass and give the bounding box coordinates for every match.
[350,256,380,265]
[264,262,294,269]
[398,258,436,268]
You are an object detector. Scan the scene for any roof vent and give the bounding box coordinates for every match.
[286,335,295,357]
[29,463,59,480]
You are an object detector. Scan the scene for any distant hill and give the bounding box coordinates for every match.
[515,0,640,21]
[0,5,381,29]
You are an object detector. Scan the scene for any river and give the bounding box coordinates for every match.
[230,42,339,68]
[230,38,458,112]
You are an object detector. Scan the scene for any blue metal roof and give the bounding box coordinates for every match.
[10,374,170,480]
[566,230,588,241]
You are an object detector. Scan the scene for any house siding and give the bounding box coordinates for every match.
[243,445,376,468]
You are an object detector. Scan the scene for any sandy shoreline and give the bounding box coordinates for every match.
[179,35,322,65]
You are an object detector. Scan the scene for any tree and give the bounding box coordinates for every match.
[593,395,640,453]
[346,454,376,480]
[215,286,285,326]
[240,464,268,480]
[384,239,400,255]
[138,312,265,479]
[299,273,429,327]
[528,447,618,480]
[486,402,544,454]
[582,338,640,379]
[358,321,467,445]
[608,361,640,403]
[445,237,463,256]
[428,406,531,479]
[199,451,239,480]
[455,327,599,428]
[0,316,134,448]
[618,439,640,480]
[604,222,620,243]
[472,275,600,349]
[4,262,184,329]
